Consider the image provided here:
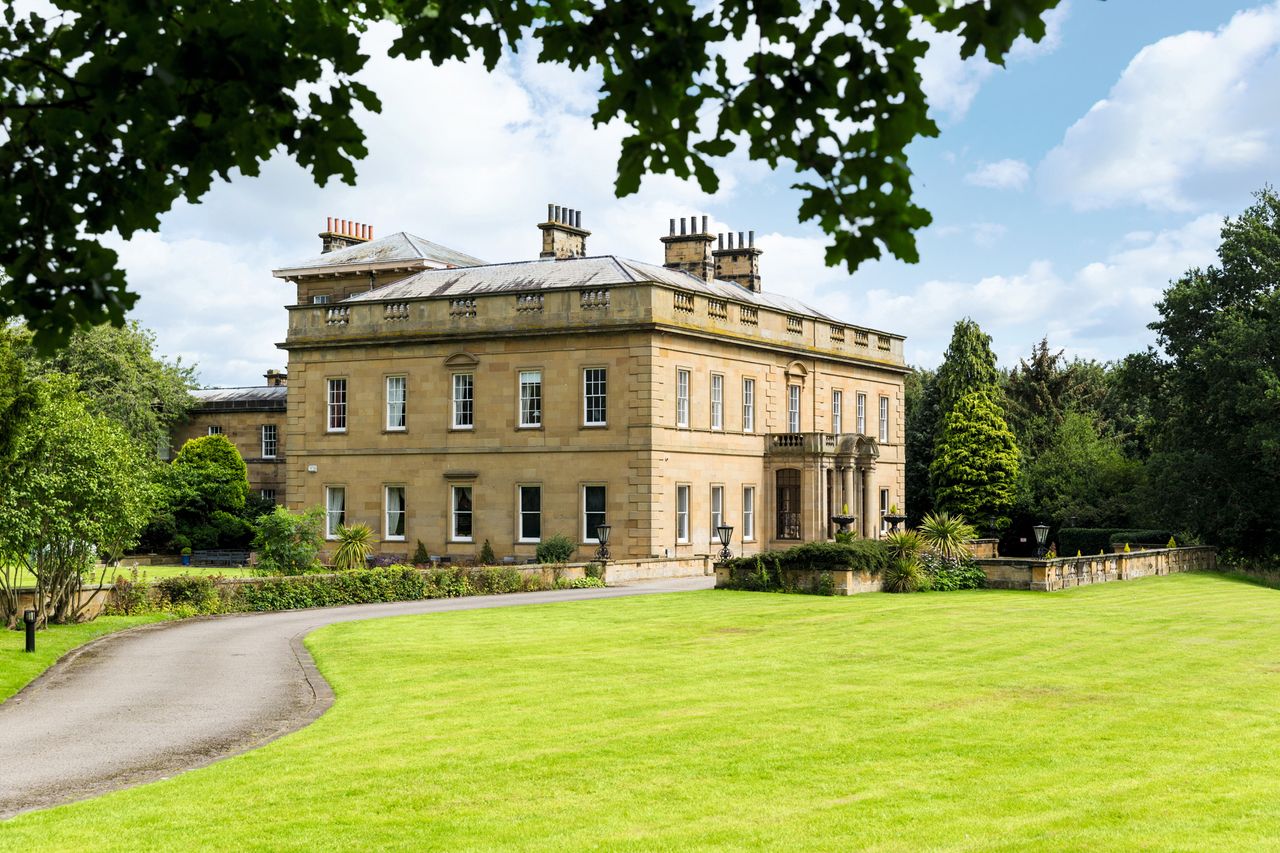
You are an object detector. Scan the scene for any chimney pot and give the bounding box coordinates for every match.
[568,209,576,226]
[680,218,687,236]
[701,215,708,234]
[547,203,555,222]
[718,233,724,250]
[369,225,374,239]
[738,231,745,248]
[669,218,676,236]
[749,230,755,247]
[553,205,562,224]
[575,210,581,229]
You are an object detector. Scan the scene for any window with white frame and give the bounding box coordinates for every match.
[676,484,690,543]
[311,294,330,305]
[261,424,278,458]
[880,488,890,532]
[451,485,473,541]
[710,485,724,537]
[583,368,607,426]
[583,485,607,542]
[260,488,276,504]
[856,392,867,434]
[519,370,542,428]
[156,436,171,461]
[788,384,801,433]
[327,378,347,432]
[710,374,724,430]
[385,486,406,540]
[207,425,223,436]
[385,376,406,431]
[519,485,541,542]
[832,389,843,434]
[742,486,755,541]
[325,486,345,539]
[452,373,473,429]
[879,395,890,442]
[676,368,690,428]
[742,378,755,433]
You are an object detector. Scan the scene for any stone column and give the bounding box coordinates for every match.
[860,465,874,539]
[841,466,854,516]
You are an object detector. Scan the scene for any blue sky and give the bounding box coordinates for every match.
[116,0,1280,385]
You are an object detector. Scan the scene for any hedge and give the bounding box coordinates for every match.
[1057,528,1121,556]
[720,540,890,575]
[1108,529,1174,547]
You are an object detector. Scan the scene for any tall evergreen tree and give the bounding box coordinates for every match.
[903,368,940,524]
[930,390,1021,527]
[936,318,1000,416]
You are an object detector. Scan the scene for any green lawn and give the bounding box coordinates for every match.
[0,613,170,702]
[4,573,1280,849]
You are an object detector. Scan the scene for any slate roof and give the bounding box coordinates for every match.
[191,386,288,410]
[274,232,486,275]
[342,255,847,324]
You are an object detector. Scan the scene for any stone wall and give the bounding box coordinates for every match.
[713,563,882,595]
[978,546,1217,591]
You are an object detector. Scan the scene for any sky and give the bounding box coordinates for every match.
[114,0,1280,387]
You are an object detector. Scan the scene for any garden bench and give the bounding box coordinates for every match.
[192,549,251,568]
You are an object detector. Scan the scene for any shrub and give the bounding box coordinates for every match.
[721,540,889,575]
[1108,529,1174,547]
[155,573,220,613]
[105,566,153,616]
[919,552,986,591]
[884,530,924,561]
[883,557,925,593]
[566,576,606,589]
[478,539,497,565]
[585,562,605,580]
[917,512,977,559]
[253,506,324,575]
[1058,528,1120,556]
[412,539,431,565]
[365,553,403,568]
[333,523,373,571]
[467,565,523,594]
[536,533,576,564]
[237,566,427,611]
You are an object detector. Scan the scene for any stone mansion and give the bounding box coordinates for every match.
[178,208,907,561]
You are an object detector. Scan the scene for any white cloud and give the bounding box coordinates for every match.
[916,1,1070,123]
[1040,1,1280,211]
[964,159,1031,191]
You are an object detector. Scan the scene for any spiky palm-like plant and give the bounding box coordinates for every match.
[883,557,925,593]
[917,511,977,560]
[332,523,373,570]
[884,530,924,562]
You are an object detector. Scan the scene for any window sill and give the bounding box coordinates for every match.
[518,538,541,545]
[384,427,407,434]
[326,429,347,435]
[385,536,406,542]
[517,425,543,431]
[450,425,474,432]
[581,423,607,429]
[451,538,474,544]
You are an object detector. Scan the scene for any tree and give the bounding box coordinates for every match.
[0,327,37,473]
[930,390,1020,527]
[0,377,155,627]
[936,318,1001,416]
[252,506,324,576]
[1019,410,1142,528]
[1,0,1064,351]
[164,434,253,550]
[903,367,940,524]
[1139,187,1280,555]
[15,321,195,452]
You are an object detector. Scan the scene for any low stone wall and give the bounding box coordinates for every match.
[603,556,711,583]
[966,539,999,559]
[713,564,882,595]
[12,585,114,620]
[978,546,1217,591]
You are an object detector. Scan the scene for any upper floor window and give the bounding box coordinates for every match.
[261,424,278,458]
[676,369,690,428]
[710,374,724,431]
[327,378,347,432]
[325,486,345,539]
[386,376,406,431]
[385,486,406,540]
[787,384,801,433]
[742,378,755,433]
[207,425,223,436]
[453,373,474,429]
[519,370,542,428]
[583,485,607,543]
[832,389,843,434]
[583,368,607,426]
[856,392,867,434]
[311,294,330,305]
[879,395,890,442]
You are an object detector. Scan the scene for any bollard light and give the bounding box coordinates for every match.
[23,609,36,654]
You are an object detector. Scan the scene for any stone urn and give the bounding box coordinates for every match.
[883,513,908,534]
[831,514,857,534]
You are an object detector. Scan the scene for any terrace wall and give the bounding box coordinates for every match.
[979,546,1217,591]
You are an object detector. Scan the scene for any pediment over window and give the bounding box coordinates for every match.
[444,352,480,368]
[785,360,809,382]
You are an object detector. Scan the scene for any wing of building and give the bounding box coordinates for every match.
[180,209,907,561]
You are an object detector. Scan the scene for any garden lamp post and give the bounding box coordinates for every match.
[594,524,611,565]
[1033,522,1051,558]
[716,525,734,562]
[23,609,36,653]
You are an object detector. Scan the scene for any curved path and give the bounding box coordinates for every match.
[0,576,713,819]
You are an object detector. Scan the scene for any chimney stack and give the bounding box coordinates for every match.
[319,217,375,253]
[713,227,763,292]
[661,214,715,281]
[539,203,591,259]
[264,369,288,387]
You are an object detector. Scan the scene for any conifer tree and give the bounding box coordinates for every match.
[936,318,1000,415]
[930,390,1020,526]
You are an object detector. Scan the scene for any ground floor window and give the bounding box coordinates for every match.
[583,485,606,542]
[519,485,541,542]
[260,488,276,504]
[880,488,890,533]
[710,485,724,540]
[325,486,345,539]
[385,486,406,540]
[776,469,801,540]
[742,486,755,541]
[452,486,473,542]
[207,425,223,436]
[676,485,690,543]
